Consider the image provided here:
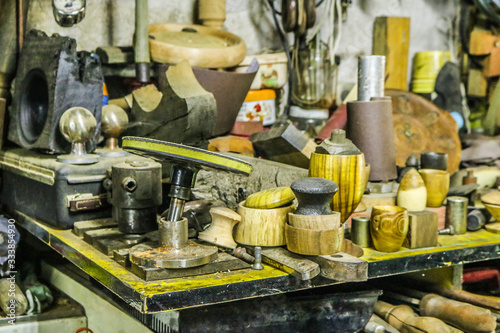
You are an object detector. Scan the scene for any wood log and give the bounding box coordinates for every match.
[234,201,295,246]
[311,252,368,282]
[402,211,438,249]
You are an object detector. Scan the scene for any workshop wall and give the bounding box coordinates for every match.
[26,0,457,85]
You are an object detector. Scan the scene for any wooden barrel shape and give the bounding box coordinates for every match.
[285,225,344,255]
[309,152,367,222]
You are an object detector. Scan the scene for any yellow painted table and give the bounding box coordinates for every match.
[11,209,500,314]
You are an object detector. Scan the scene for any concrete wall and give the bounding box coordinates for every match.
[26,0,457,85]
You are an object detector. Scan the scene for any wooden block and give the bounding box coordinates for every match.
[426,206,446,230]
[403,211,438,249]
[469,27,500,77]
[250,123,317,169]
[468,69,488,97]
[311,252,368,282]
[373,16,411,90]
[288,212,340,230]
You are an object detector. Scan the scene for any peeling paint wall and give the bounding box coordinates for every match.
[26,0,457,85]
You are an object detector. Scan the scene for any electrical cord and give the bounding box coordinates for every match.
[268,0,293,116]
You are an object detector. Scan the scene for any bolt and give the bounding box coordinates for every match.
[122,177,137,192]
[233,247,254,264]
[252,247,264,270]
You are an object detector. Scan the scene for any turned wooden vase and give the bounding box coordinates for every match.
[397,169,427,211]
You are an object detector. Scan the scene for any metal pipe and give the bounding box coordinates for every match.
[134,0,150,84]
[357,56,385,102]
[166,197,185,223]
[446,196,468,235]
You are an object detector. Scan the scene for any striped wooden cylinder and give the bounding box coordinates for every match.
[309,152,367,222]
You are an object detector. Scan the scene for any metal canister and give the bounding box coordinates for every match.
[351,216,371,248]
[445,196,468,235]
[467,209,486,231]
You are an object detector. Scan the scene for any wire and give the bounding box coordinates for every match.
[268,0,293,116]
[271,0,326,16]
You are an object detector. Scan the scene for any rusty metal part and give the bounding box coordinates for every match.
[72,219,118,237]
[346,98,397,181]
[233,247,255,263]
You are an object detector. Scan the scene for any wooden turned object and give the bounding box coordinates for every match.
[198,207,241,249]
[285,177,343,255]
[285,225,344,256]
[234,201,295,246]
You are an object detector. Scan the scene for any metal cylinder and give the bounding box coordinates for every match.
[346,99,397,181]
[446,196,468,235]
[159,217,188,249]
[351,216,371,248]
[135,0,150,83]
[467,209,486,231]
[110,160,162,234]
[357,56,385,102]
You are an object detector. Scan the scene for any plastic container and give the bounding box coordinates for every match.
[236,89,276,126]
[235,53,288,90]
[411,51,450,93]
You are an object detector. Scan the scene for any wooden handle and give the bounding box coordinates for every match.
[374,301,457,333]
[435,288,500,311]
[420,293,497,333]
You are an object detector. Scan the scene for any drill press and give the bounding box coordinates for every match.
[122,136,252,269]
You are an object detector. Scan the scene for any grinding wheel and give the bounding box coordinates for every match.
[122,136,252,175]
[122,136,252,269]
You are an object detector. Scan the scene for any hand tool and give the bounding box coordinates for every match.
[122,136,252,269]
[382,286,497,333]
[374,300,461,333]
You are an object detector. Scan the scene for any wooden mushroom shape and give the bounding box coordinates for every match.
[198,207,241,249]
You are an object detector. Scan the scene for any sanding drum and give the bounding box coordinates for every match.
[347,97,397,182]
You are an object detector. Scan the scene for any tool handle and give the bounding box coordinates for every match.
[420,293,497,333]
[374,301,455,333]
[437,288,500,311]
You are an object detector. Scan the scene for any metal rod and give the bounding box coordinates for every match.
[357,55,385,102]
[135,0,150,84]
[166,197,185,223]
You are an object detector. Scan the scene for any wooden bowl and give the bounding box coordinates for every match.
[484,203,500,221]
[149,24,246,68]
[370,205,409,252]
[285,225,344,255]
[481,190,500,206]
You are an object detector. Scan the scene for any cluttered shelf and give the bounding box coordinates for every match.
[11,208,500,314]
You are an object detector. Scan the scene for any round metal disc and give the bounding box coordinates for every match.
[95,147,130,157]
[56,153,99,165]
[121,136,252,175]
[129,241,218,269]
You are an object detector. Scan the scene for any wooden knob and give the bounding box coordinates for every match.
[291,177,338,215]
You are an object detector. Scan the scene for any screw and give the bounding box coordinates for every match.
[233,247,254,264]
[252,247,264,270]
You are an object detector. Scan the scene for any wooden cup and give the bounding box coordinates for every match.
[234,201,295,246]
[370,205,409,252]
[418,169,450,208]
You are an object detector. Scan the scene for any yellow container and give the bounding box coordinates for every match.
[411,51,450,93]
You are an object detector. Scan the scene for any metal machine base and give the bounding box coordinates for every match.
[57,153,100,164]
[95,147,130,157]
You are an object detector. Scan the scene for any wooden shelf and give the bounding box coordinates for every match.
[11,210,500,314]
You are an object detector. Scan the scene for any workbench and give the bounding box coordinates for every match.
[10,209,500,315]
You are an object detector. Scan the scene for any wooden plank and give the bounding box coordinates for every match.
[373,16,411,90]
[403,211,439,249]
[469,27,500,77]
[467,69,488,97]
